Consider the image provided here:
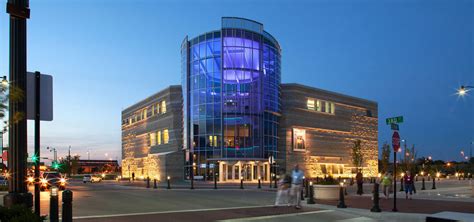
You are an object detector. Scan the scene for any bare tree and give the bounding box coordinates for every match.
[380,142,391,173]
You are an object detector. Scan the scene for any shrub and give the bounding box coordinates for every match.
[0,205,45,222]
[315,176,339,185]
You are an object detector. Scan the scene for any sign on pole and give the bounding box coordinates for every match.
[386,116,403,125]
[390,123,399,131]
[26,72,53,121]
[392,131,400,152]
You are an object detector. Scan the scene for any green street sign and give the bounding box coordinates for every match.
[386,116,403,125]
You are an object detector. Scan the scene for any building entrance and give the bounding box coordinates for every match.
[218,161,270,182]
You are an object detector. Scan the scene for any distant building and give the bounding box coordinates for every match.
[121,86,183,180]
[77,160,119,174]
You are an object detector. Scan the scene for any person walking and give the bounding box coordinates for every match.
[274,171,291,207]
[356,169,364,195]
[132,172,135,182]
[290,164,304,209]
[403,171,414,200]
[381,172,392,199]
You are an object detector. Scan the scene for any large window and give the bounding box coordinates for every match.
[157,131,162,145]
[307,98,334,114]
[150,132,156,146]
[163,129,169,144]
[161,101,167,114]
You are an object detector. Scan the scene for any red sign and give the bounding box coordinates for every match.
[392,131,400,152]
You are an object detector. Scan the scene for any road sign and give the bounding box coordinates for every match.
[392,131,400,152]
[386,116,403,125]
[391,123,399,131]
[26,72,53,121]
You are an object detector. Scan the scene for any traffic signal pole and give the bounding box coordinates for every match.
[4,0,33,208]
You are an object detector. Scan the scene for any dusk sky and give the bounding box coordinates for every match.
[0,0,472,162]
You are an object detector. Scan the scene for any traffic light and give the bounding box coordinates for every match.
[31,153,39,163]
[52,161,61,170]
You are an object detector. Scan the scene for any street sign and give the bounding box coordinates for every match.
[386,116,403,125]
[390,123,399,131]
[392,131,400,152]
[26,72,53,121]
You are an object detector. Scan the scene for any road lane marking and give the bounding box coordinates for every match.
[73,205,278,219]
[217,209,334,221]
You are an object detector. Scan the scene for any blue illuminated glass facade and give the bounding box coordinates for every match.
[182,18,281,181]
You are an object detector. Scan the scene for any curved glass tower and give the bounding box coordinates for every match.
[182,17,281,182]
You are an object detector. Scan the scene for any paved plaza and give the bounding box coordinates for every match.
[1,179,473,221]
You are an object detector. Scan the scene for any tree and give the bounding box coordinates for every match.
[58,155,80,175]
[380,142,391,173]
[352,139,364,171]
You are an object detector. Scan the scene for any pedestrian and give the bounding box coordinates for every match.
[290,164,304,209]
[356,169,363,195]
[274,171,291,207]
[132,172,135,182]
[381,172,392,199]
[403,170,414,199]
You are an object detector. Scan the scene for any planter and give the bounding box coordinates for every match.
[313,184,342,200]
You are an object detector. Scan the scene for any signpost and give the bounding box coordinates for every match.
[392,130,400,212]
[387,115,403,212]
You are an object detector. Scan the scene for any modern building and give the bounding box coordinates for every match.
[181,17,281,182]
[121,86,184,181]
[278,84,378,178]
[121,17,378,181]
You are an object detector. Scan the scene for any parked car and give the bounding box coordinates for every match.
[83,174,102,183]
[0,175,7,186]
[40,171,66,191]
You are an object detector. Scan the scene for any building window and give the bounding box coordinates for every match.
[163,129,169,144]
[157,131,162,145]
[150,132,156,146]
[366,110,372,117]
[161,101,167,114]
[143,108,147,119]
[316,100,321,112]
[307,99,315,110]
[324,101,335,114]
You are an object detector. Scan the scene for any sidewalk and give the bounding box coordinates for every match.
[315,195,474,214]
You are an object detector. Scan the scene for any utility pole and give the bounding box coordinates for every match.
[4,0,33,208]
[68,146,71,177]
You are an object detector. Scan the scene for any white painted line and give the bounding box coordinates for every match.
[73,205,276,219]
[217,209,334,222]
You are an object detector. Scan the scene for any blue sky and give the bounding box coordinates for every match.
[0,0,472,162]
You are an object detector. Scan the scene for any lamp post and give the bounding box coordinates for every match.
[456,85,473,97]
[3,0,33,208]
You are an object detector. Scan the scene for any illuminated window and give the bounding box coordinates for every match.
[324,102,335,114]
[129,118,132,125]
[316,100,321,112]
[307,99,315,110]
[150,132,156,146]
[163,129,169,144]
[156,104,160,114]
[143,109,147,119]
[331,102,335,114]
[161,101,167,114]
[157,131,162,145]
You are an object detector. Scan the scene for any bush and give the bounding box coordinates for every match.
[315,176,339,185]
[0,205,45,222]
[0,185,8,191]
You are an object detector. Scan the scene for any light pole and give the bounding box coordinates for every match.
[4,0,33,208]
[457,85,473,97]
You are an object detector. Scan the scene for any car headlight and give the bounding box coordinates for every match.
[27,177,34,183]
[60,178,66,183]
[41,178,48,184]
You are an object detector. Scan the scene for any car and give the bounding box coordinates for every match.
[40,172,66,191]
[83,174,102,183]
[0,175,7,186]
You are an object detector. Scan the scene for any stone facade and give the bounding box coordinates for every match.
[278,83,378,178]
[121,85,184,181]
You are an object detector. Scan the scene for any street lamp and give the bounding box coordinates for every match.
[1,76,8,88]
[457,85,473,96]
